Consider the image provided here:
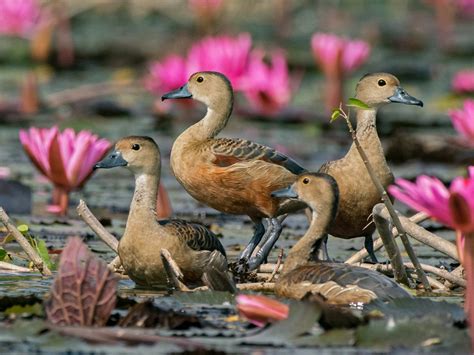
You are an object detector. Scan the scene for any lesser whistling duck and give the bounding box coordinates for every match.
[272,173,410,304]
[319,73,423,262]
[162,71,306,271]
[94,136,234,290]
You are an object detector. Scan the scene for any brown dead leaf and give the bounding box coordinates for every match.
[45,236,117,326]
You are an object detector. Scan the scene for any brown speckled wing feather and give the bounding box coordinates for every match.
[159,219,226,257]
[284,262,410,301]
[211,138,306,175]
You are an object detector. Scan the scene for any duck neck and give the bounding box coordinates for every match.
[346,108,383,159]
[180,93,233,142]
[125,172,160,234]
[281,209,333,274]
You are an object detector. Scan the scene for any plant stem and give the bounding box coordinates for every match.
[0,207,52,276]
[340,107,431,290]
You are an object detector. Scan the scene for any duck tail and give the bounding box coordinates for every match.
[201,250,237,293]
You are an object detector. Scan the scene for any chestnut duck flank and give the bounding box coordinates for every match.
[94,136,233,290]
[272,173,410,304]
[319,73,423,262]
[162,71,306,271]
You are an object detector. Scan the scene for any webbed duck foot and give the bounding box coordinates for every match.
[230,259,258,283]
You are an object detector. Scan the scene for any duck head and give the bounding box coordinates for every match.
[94,136,160,175]
[272,172,339,220]
[355,73,423,109]
[162,71,234,111]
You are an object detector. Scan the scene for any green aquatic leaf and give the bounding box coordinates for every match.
[0,248,7,261]
[34,238,55,271]
[17,224,29,234]
[347,98,371,109]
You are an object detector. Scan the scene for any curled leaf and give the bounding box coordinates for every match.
[347,97,371,109]
[330,109,341,122]
[45,237,117,326]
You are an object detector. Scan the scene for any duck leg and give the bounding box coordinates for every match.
[364,234,378,263]
[238,220,265,261]
[318,235,330,261]
[247,217,283,270]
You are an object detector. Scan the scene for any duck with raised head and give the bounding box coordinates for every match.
[272,173,410,304]
[94,136,234,291]
[162,71,306,271]
[319,73,423,262]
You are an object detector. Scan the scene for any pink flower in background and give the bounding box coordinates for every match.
[389,168,474,346]
[0,0,42,38]
[145,55,189,95]
[240,50,295,116]
[20,126,111,215]
[449,99,474,143]
[188,0,223,16]
[452,70,474,94]
[187,33,252,89]
[456,0,474,14]
[342,40,371,73]
[310,32,370,112]
[236,294,289,327]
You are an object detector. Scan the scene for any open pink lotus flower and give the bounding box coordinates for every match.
[240,50,296,116]
[450,99,474,144]
[186,33,252,90]
[389,168,474,348]
[145,55,189,96]
[0,0,42,38]
[19,126,111,215]
[236,294,289,327]
[452,70,474,94]
[311,32,370,112]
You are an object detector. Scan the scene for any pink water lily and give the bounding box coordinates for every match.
[19,126,111,215]
[389,168,474,348]
[145,55,189,96]
[452,70,474,94]
[236,294,289,327]
[0,0,42,38]
[450,99,474,144]
[186,33,252,90]
[311,32,370,112]
[240,50,296,116]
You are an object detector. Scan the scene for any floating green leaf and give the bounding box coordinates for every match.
[347,98,371,109]
[330,109,341,122]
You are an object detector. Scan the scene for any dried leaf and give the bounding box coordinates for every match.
[45,237,117,326]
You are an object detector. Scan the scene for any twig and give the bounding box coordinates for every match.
[160,249,190,292]
[0,207,52,276]
[258,264,281,273]
[346,211,428,263]
[237,282,275,292]
[377,206,459,261]
[339,106,431,290]
[445,265,464,289]
[267,249,284,282]
[108,256,122,272]
[45,81,141,108]
[425,276,448,291]
[0,261,32,273]
[77,200,119,253]
[373,204,409,286]
[358,262,466,288]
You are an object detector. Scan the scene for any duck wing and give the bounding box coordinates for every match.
[159,219,226,257]
[211,138,306,175]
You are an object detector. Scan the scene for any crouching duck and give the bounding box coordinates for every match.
[162,71,306,271]
[319,73,423,263]
[94,136,234,291]
[272,173,410,304]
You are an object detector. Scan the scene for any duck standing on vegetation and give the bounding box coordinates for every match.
[272,173,410,303]
[162,71,306,271]
[94,136,234,291]
[319,73,423,262]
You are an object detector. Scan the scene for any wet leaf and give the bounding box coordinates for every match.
[347,98,371,109]
[44,237,117,326]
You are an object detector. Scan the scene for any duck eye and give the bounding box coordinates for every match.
[131,144,140,151]
[303,178,310,184]
[378,79,386,87]
[197,76,204,83]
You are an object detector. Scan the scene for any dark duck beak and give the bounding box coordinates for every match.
[388,86,423,107]
[161,84,192,101]
[94,150,128,170]
[271,185,298,199]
